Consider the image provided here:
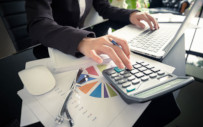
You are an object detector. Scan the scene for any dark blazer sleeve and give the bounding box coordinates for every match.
[26,0,94,56]
[93,0,138,24]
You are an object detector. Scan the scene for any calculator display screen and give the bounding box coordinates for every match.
[135,78,184,98]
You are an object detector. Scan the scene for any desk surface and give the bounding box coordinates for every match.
[0,21,182,127]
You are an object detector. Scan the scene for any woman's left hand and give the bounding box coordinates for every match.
[130,12,159,30]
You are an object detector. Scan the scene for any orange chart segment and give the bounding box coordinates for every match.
[86,66,99,76]
[79,81,98,94]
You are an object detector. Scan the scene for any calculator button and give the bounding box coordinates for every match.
[131,69,139,74]
[124,73,131,78]
[133,64,142,69]
[143,70,153,75]
[128,75,135,81]
[114,67,124,73]
[141,62,149,66]
[120,70,130,75]
[138,67,147,72]
[136,60,144,64]
[146,64,154,69]
[141,76,149,81]
[120,71,125,75]
[149,73,157,78]
[126,86,136,93]
[122,82,131,88]
[132,79,140,85]
[158,71,165,75]
[114,76,123,81]
[151,68,160,72]
[107,69,116,75]
[118,79,127,84]
[111,73,119,78]
[135,72,144,78]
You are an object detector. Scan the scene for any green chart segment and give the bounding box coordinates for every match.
[79,65,117,98]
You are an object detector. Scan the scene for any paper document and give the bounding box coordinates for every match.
[18,51,175,127]
[20,102,39,126]
[48,48,111,73]
[151,13,185,23]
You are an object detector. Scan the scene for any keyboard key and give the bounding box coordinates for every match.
[114,67,124,73]
[118,79,127,84]
[120,70,130,75]
[141,76,149,81]
[158,71,165,75]
[114,76,123,81]
[122,82,131,88]
[143,70,153,75]
[149,73,157,78]
[146,64,154,69]
[133,64,142,69]
[151,68,160,72]
[135,72,144,78]
[124,73,131,78]
[131,69,139,74]
[128,75,135,81]
[132,79,140,85]
[126,86,136,93]
[138,67,147,72]
[141,62,149,66]
[111,73,119,78]
[136,60,144,64]
[107,69,116,75]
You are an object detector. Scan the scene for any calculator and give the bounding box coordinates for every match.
[102,60,194,103]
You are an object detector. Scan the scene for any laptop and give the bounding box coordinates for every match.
[128,0,202,60]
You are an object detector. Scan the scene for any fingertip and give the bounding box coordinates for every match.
[97,58,103,64]
[128,55,131,59]
[127,62,133,70]
[119,64,125,69]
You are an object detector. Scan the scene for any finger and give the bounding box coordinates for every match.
[142,14,153,30]
[108,35,131,58]
[132,18,146,29]
[113,46,133,70]
[146,14,159,29]
[89,50,103,64]
[99,45,125,69]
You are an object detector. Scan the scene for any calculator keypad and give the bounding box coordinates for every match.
[106,61,167,94]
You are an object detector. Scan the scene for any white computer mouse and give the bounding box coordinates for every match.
[18,65,56,95]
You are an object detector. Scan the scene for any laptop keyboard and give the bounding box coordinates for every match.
[129,27,177,53]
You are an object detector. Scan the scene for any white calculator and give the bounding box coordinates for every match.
[102,60,194,103]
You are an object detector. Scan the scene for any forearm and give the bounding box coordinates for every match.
[26,0,95,56]
[28,18,95,55]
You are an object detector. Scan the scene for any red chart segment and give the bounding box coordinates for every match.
[86,66,99,76]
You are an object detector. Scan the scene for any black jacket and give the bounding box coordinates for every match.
[26,0,135,55]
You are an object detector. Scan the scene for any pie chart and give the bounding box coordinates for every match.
[76,64,118,98]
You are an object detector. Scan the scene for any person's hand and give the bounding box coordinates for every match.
[130,11,159,30]
[77,35,133,70]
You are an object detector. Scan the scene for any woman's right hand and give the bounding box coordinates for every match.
[77,35,133,70]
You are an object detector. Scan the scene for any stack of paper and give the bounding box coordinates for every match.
[18,47,175,127]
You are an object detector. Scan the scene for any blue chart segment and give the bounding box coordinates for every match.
[78,65,117,98]
[77,74,95,84]
[90,83,102,98]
